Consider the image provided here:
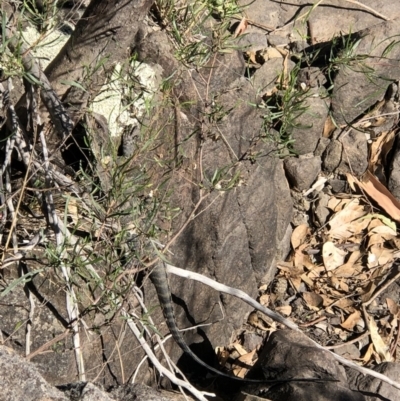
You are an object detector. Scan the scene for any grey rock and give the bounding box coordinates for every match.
[252,57,295,96]
[238,0,400,45]
[58,383,116,401]
[134,30,180,78]
[333,343,361,360]
[328,178,348,194]
[141,74,294,373]
[332,19,400,125]
[284,156,321,191]
[241,332,264,354]
[77,383,116,401]
[337,130,368,175]
[323,140,342,172]
[259,330,345,381]
[388,139,400,199]
[235,392,269,401]
[208,50,246,93]
[237,32,269,51]
[111,383,192,401]
[261,382,366,401]
[290,95,329,155]
[0,345,68,401]
[297,67,327,89]
[291,189,311,226]
[313,192,331,227]
[267,35,289,47]
[237,0,282,34]
[292,210,309,227]
[291,40,309,53]
[347,362,400,401]
[248,330,366,401]
[314,137,331,157]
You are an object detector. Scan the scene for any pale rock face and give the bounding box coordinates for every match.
[20,18,159,138]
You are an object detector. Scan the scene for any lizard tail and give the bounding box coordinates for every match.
[149,263,337,384]
[150,263,244,380]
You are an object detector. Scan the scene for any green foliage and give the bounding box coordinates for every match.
[258,65,311,155]
[154,0,246,66]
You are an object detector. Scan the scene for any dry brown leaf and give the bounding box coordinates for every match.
[271,46,289,57]
[368,218,384,230]
[365,312,392,362]
[233,17,248,37]
[262,47,283,60]
[303,292,323,309]
[368,246,394,267]
[368,131,395,173]
[302,253,317,271]
[67,198,79,223]
[327,199,368,240]
[237,348,256,364]
[368,233,396,248]
[216,346,230,366]
[322,241,347,271]
[330,276,340,290]
[301,272,314,288]
[232,342,248,356]
[289,275,302,292]
[319,294,335,308]
[294,245,311,268]
[282,263,304,292]
[263,86,279,98]
[369,130,396,172]
[341,310,361,331]
[360,281,377,303]
[339,279,349,293]
[327,197,351,212]
[347,173,358,191]
[333,250,361,277]
[334,298,354,312]
[323,115,336,138]
[306,264,325,280]
[233,348,257,378]
[259,293,269,307]
[245,51,258,65]
[275,305,292,316]
[362,343,374,364]
[276,261,294,272]
[247,312,272,331]
[353,171,400,222]
[291,223,309,250]
[368,219,397,241]
[386,298,398,316]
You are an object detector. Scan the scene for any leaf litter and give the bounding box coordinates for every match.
[229,132,400,372]
[260,181,400,366]
[213,14,400,377]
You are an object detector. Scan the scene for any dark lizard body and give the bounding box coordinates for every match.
[150,263,335,384]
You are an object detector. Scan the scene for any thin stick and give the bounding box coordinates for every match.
[166,263,400,390]
[166,264,299,330]
[325,332,369,350]
[231,15,275,32]
[123,310,215,401]
[275,0,389,33]
[363,269,400,307]
[341,0,390,21]
[26,330,70,360]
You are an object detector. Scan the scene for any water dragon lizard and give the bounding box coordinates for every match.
[150,263,333,384]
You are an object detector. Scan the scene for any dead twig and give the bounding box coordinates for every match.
[275,0,389,33]
[166,263,400,391]
[26,329,70,360]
